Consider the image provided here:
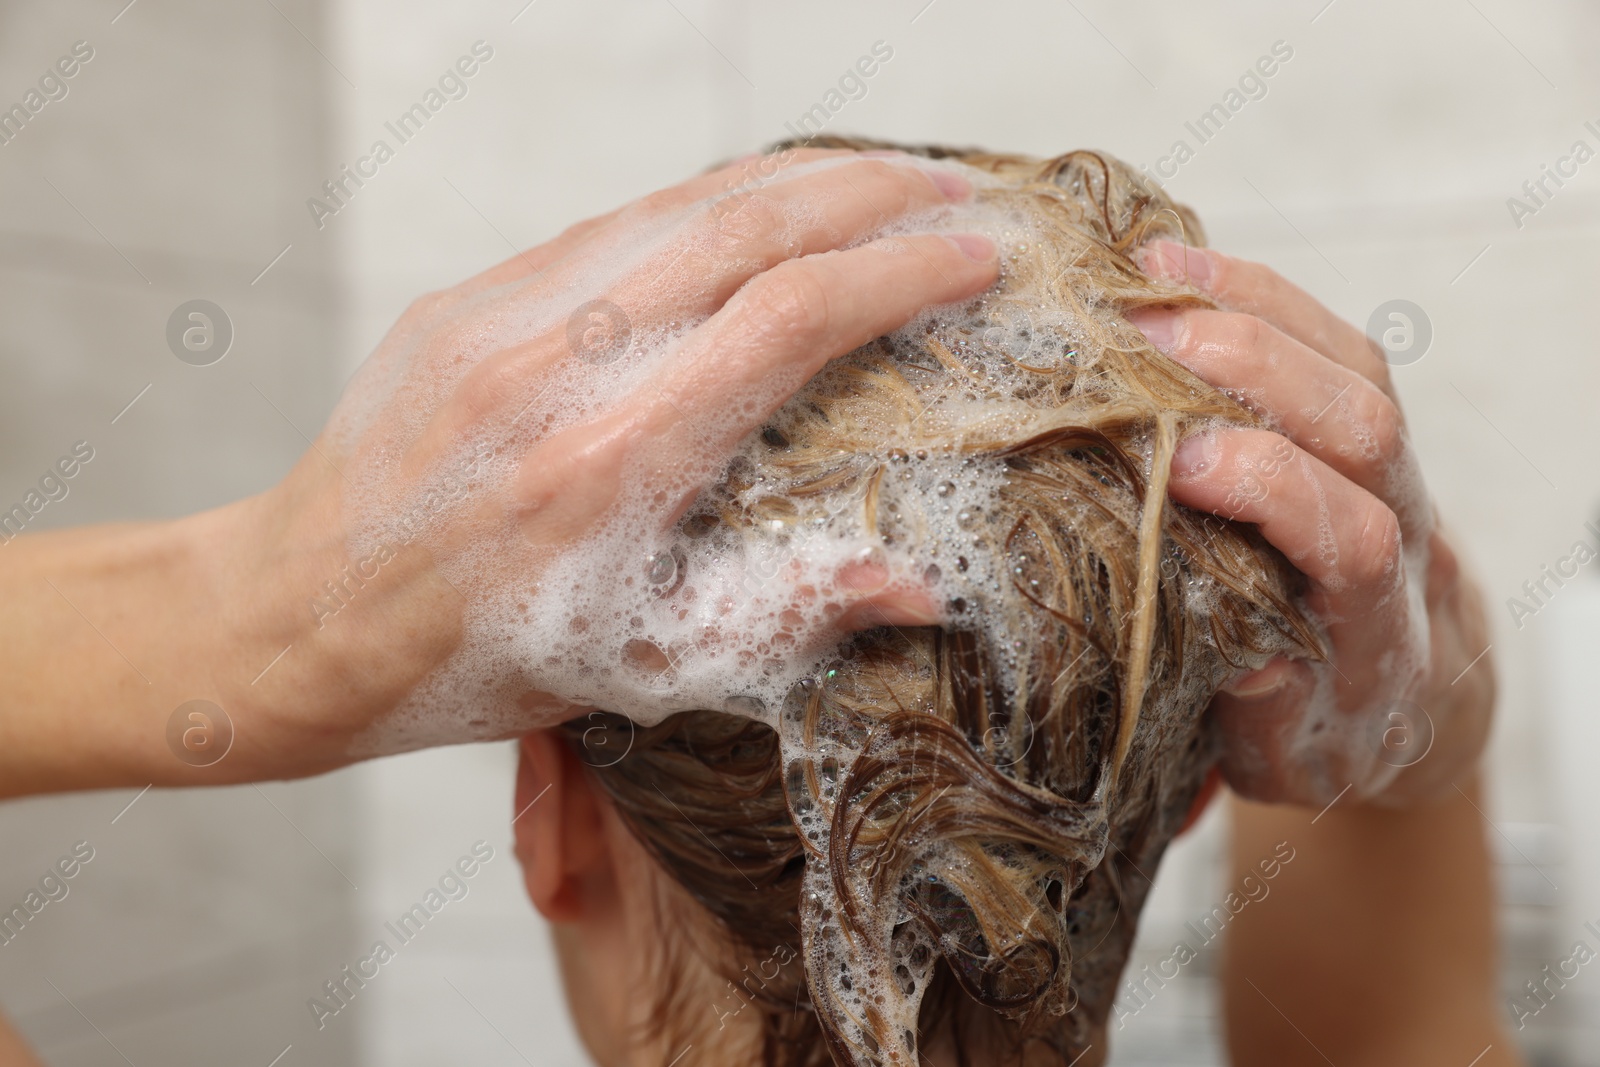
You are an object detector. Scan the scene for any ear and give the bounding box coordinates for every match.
[513,731,613,924]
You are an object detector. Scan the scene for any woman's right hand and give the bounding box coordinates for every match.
[198,148,998,783]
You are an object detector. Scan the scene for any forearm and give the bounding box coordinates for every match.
[0,500,312,798]
[1223,776,1520,1066]
[0,513,218,796]
[0,1009,44,1067]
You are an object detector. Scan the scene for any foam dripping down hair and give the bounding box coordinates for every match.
[570,139,1324,1067]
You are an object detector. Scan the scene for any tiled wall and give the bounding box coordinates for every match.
[2,0,1596,1063]
[0,1,363,1065]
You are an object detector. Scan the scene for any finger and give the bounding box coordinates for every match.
[1137,240,1396,400]
[832,558,943,630]
[1127,306,1431,544]
[513,232,999,541]
[461,148,867,293]
[602,155,973,323]
[412,152,960,463]
[1209,659,1354,805]
[1169,427,1422,707]
[646,232,996,460]
[763,557,944,634]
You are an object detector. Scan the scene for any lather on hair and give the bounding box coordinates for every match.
[568,137,1322,1067]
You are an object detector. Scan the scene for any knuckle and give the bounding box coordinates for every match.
[859,159,923,211]
[402,289,455,327]
[552,214,606,247]
[740,263,833,343]
[706,194,784,254]
[1349,381,1405,461]
[455,350,539,424]
[1209,310,1266,356]
[1205,248,1238,293]
[1206,250,1255,302]
[637,185,692,217]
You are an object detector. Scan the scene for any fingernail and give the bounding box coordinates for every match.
[1222,673,1286,699]
[1221,662,1290,699]
[1172,432,1218,478]
[1138,240,1212,288]
[1126,307,1184,354]
[836,557,891,595]
[926,168,973,201]
[946,233,995,261]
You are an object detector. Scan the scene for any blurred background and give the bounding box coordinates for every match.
[0,0,1596,1063]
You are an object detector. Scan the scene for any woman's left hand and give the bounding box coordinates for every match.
[1127,241,1493,809]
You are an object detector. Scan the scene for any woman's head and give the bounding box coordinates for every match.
[515,140,1319,1066]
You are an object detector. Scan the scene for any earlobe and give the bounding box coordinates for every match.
[514,731,611,923]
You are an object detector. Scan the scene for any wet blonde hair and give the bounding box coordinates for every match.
[566,139,1320,1066]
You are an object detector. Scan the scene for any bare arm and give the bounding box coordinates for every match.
[1224,777,1521,1066]
[0,1009,45,1067]
[0,148,995,801]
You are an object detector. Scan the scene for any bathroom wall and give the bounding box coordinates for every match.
[2,0,1595,1063]
[334,1,1600,1058]
[0,1,362,1065]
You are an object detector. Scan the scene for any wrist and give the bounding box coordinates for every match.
[194,460,466,781]
[1368,560,1496,809]
[189,473,365,783]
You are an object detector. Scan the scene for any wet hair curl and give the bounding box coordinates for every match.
[562,138,1321,1067]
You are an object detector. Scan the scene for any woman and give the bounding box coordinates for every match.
[510,142,1512,1066]
[1,145,1504,1064]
